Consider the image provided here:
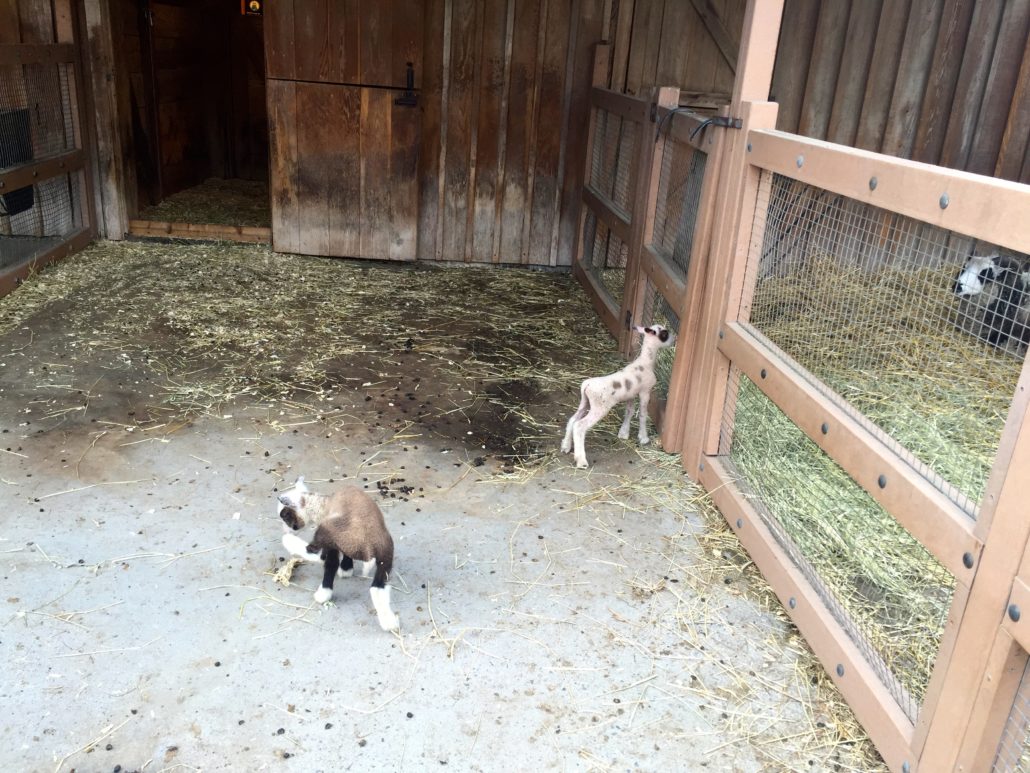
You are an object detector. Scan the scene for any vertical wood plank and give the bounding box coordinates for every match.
[292,0,328,82]
[609,0,635,92]
[470,0,509,263]
[499,0,542,263]
[361,0,392,86]
[994,44,1030,181]
[854,0,911,152]
[526,0,570,264]
[910,0,976,164]
[768,0,819,135]
[624,0,663,97]
[263,0,295,80]
[441,0,477,260]
[796,0,852,140]
[389,0,423,261]
[294,82,331,256]
[327,0,361,83]
[965,0,1030,176]
[267,78,299,253]
[938,0,1009,171]
[879,0,943,158]
[556,0,604,267]
[825,0,882,147]
[417,0,446,260]
[360,87,392,259]
[328,85,361,257]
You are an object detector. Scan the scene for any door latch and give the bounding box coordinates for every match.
[394,62,418,107]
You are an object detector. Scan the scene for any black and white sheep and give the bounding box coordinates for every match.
[953,254,1030,351]
[561,324,676,468]
[277,476,399,632]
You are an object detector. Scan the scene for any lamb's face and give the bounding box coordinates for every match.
[954,255,998,297]
[635,323,676,347]
[277,476,309,530]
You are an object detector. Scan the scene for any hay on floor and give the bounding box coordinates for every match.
[138,178,271,228]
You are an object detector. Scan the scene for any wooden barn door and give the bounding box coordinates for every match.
[264,2,422,260]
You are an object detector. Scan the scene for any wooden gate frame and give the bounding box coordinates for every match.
[0,0,96,297]
[672,0,1030,770]
[576,4,1030,763]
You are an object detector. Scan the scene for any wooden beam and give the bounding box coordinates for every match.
[590,86,651,123]
[0,42,76,64]
[747,128,1030,256]
[573,258,620,338]
[128,220,271,244]
[582,185,632,242]
[0,228,92,299]
[700,455,916,771]
[0,150,84,192]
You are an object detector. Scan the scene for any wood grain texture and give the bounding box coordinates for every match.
[825,0,881,147]
[768,0,819,135]
[796,0,851,141]
[854,0,911,152]
[267,78,299,253]
[994,40,1030,181]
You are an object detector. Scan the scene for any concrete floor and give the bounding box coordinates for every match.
[0,242,880,772]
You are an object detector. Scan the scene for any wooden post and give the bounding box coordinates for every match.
[619,84,679,357]
[680,0,784,474]
[80,0,131,239]
[919,357,1030,770]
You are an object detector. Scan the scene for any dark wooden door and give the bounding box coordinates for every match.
[264,2,422,260]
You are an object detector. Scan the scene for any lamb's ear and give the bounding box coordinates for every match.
[295,476,308,492]
[644,327,655,335]
[659,329,670,342]
[633,325,646,334]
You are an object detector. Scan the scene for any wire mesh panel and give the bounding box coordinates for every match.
[588,107,639,217]
[720,369,956,721]
[994,657,1030,771]
[653,137,707,278]
[637,278,680,400]
[1,55,87,270]
[581,208,629,307]
[745,173,1027,516]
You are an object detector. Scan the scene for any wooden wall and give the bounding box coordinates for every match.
[418,0,606,266]
[597,1,1030,185]
[770,0,1030,184]
[228,9,267,181]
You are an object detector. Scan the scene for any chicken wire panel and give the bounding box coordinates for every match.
[746,172,1027,517]
[720,370,956,722]
[653,138,707,278]
[0,62,79,170]
[994,657,1030,772]
[1,171,82,269]
[637,279,680,400]
[588,107,639,217]
[580,207,628,307]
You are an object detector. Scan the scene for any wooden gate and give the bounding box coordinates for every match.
[264,1,422,261]
[0,0,95,296]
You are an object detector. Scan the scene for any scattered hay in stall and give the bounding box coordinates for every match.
[138,178,272,227]
[738,255,1024,711]
[0,240,889,768]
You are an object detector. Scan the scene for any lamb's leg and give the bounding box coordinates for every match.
[618,400,636,440]
[369,563,400,632]
[637,389,651,445]
[337,554,354,578]
[562,394,588,453]
[282,533,323,563]
[315,549,340,603]
[572,406,608,469]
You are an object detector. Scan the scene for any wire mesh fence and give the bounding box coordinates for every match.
[588,107,639,217]
[581,208,629,307]
[744,172,1027,517]
[637,278,680,399]
[1,59,85,269]
[653,135,707,278]
[720,368,956,721]
[993,656,1030,771]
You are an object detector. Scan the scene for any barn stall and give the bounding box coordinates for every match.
[2,0,1030,770]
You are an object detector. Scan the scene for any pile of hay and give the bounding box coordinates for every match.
[138,178,272,227]
[733,254,1025,715]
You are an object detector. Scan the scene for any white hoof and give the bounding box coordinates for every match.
[378,611,400,632]
[314,586,333,603]
[575,458,589,469]
[337,567,353,578]
[560,440,572,453]
[617,428,630,440]
[639,436,650,446]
